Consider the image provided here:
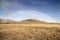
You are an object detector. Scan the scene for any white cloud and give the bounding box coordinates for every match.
[0,0,26,17]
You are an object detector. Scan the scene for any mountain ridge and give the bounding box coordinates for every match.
[0,18,59,24]
[18,19,48,24]
[0,19,48,24]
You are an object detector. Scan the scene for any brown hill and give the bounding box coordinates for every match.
[0,19,48,24]
[18,19,48,24]
[0,19,17,24]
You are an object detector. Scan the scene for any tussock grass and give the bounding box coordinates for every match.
[0,24,60,40]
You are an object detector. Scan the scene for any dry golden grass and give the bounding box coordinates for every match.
[0,24,60,40]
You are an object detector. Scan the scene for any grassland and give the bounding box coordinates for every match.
[0,24,60,40]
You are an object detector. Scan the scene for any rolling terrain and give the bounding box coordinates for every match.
[0,19,60,40]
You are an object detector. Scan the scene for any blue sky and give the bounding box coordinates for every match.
[0,0,60,23]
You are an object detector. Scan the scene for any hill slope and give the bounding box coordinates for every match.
[18,19,48,24]
[0,19,48,24]
[0,19,17,24]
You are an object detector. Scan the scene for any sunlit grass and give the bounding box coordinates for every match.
[0,24,60,40]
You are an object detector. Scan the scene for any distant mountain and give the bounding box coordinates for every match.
[0,19,17,24]
[18,19,48,24]
[1,19,59,24]
[0,19,48,24]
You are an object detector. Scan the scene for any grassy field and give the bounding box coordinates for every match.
[0,24,60,40]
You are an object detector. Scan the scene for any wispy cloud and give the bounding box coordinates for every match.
[27,0,49,7]
[0,0,26,17]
